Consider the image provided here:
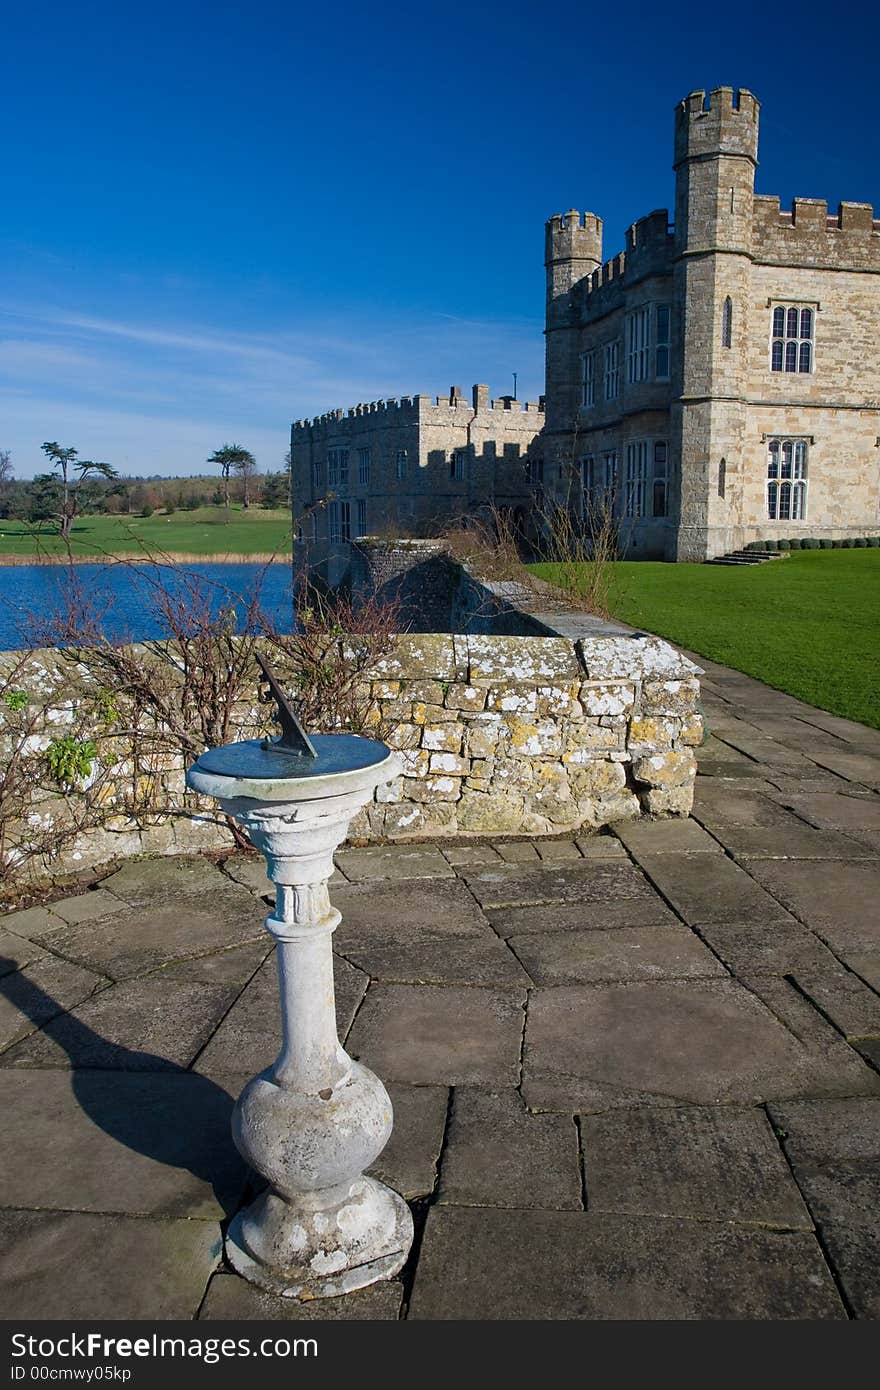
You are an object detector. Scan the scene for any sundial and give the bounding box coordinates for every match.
[183,652,410,1298]
[193,652,391,780]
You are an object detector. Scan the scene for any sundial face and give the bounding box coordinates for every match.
[192,654,391,781]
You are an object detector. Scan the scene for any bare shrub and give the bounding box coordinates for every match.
[1,543,401,888]
[535,491,622,617]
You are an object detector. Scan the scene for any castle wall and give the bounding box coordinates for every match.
[541,85,880,561]
[291,387,541,584]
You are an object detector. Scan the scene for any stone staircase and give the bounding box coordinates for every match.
[706,549,789,566]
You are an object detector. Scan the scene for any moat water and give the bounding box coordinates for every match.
[0,561,295,651]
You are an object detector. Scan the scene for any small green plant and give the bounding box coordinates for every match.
[93,688,119,727]
[2,689,28,712]
[46,735,98,786]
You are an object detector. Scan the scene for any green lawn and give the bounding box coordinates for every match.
[0,507,293,559]
[530,550,880,729]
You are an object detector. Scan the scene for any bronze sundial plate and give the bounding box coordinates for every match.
[194,734,393,781]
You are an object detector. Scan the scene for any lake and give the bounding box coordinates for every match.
[0,561,296,651]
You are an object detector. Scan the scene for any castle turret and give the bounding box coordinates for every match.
[671,88,760,561]
[544,212,602,435]
[545,211,603,323]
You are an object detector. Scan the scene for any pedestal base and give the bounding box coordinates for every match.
[226,1178,413,1300]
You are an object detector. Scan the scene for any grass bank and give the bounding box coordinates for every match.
[0,507,293,561]
[529,549,880,729]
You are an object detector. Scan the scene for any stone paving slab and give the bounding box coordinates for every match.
[2,976,241,1071]
[805,749,880,790]
[573,835,628,858]
[437,1088,581,1210]
[199,1272,403,1320]
[612,818,723,856]
[0,930,49,976]
[195,952,367,1077]
[441,844,503,868]
[331,878,493,950]
[462,861,659,911]
[509,925,726,986]
[697,922,842,978]
[535,840,584,863]
[335,845,455,881]
[409,1208,844,1320]
[792,969,880,1040]
[691,784,810,828]
[0,954,107,1052]
[707,824,873,861]
[774,791,880,832]
[40,892,267,982]
[0,1070,245,1217]
[347,984,526,1086]
[522,979,880,1113]
[580,1106,812,1228]
[495,841,541,863]
[368,1083,449,1200]
[768,1098,880,1319]
[487,895,681,938]
[0,904,68,942]
[635,853,796,927]
[100,854,232,905]
[0,1210,222,1321]
[742,860,880,954]
[338,935,530,989]
[46,888,127,926]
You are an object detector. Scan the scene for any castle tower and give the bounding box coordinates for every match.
[544,211,602,434]
[671,87,760,559]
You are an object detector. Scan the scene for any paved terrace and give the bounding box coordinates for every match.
[1,657,879,1321]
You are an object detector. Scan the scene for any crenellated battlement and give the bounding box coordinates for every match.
[545,209,603,267]
[753,195,880,269]
[577,210,674,305]
[292,385,544,435]
[674,86,760,168]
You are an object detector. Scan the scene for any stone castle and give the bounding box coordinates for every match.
[543,86,880,560]
[291,86,879,569]
[290,386,542,585]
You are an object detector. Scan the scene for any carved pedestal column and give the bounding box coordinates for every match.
[186,751,412,1300]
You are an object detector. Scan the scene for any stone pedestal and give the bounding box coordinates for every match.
[186,742,412,1299]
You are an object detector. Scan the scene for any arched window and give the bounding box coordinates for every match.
[767,438,808,521]
[771,304,815,373]
[718,458,726,498]
[722,298,733,348]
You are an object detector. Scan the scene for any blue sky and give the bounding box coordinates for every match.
[2,0,877,478]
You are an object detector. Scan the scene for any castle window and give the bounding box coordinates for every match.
[311,460,323,490]
[626,308,651,383]
[652,441,668,517]
[582,453,617,515]
[581,352,595,408]
[767,438,808,520]
[722,298,733,348]
[718,458,726,499]
[528,457,544,488]
[624,440,649,517]
[357,447,371,487]
[450,450,466,481]
[339,501,351,542]
[655,305,670,379]
[311,511,319,543]
[771,304,814,373]
[356,499,367,537]
[396,450,408,480]
[327,501,340,543]
[327,448,349,489]
[604,342,620,400]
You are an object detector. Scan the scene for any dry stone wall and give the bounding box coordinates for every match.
[0,633,702,884]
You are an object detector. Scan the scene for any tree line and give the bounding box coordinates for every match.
[0,444,291,527]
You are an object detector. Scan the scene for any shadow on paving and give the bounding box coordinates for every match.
[0,956,242,1218]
